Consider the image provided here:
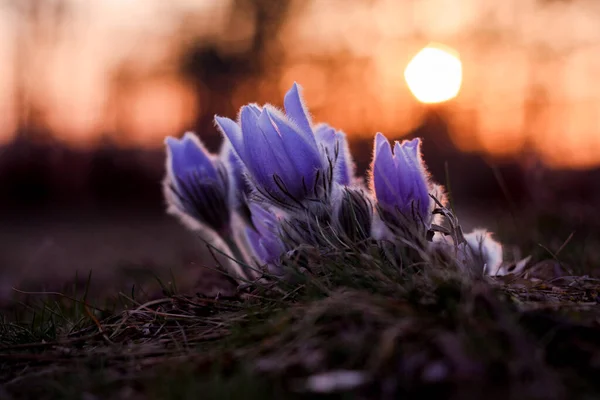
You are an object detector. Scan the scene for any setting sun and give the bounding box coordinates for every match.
[404,43,463,104]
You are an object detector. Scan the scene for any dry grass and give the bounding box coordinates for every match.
[2,206,600,399]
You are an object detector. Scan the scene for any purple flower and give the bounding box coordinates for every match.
[221,140,252,208]
[371,133,432,227]
[315,123,355,186]
[164,132,230,234]
[215,83,329,209]
[245,203,286,268]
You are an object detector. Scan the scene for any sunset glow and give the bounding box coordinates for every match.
[404,44,463,104]
[1,0,600,168]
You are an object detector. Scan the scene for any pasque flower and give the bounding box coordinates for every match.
[164,132,231,235]
[245,203,286,270]
[221,140,252,208]
[215,83,329,209]
[371,133,433,227]
[315,124,354,186]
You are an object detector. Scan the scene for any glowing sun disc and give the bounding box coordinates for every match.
[404,43,463,104]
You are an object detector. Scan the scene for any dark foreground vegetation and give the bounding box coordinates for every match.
[2,204,600,400]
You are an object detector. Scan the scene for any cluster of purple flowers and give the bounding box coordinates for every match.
[163,83,504,280]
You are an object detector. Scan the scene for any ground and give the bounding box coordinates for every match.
[2,205,600,400]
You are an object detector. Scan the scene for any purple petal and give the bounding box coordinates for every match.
[315,124,336,147]
[315,124,336,161]
[249,203,274,234]
[374,132,390,155]
[372,134,397,208]
[395,140,430,218]
[257,109,299,185]
[401,138,421,161]
[247,103,262,117]
[215,116,245,161]
[221,140,251,199]
[393,141,414,204]
[247,204,285,265]
[240,105,260,135]
[283,83,317,148]
[245,227,269,263]
[265,107,322,190]
[334,131,353,186]
[315,124,354,186]
[260,235,285,264]
[241,107,281,195]
[165,133,217,184]
[405,141,431,217]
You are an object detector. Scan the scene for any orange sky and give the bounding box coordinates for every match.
[1,0,600,169]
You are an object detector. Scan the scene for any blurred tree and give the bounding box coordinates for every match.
[4,0,70,141]
[177,0,292,150]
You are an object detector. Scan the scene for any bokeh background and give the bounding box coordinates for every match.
[1,0,600,300]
